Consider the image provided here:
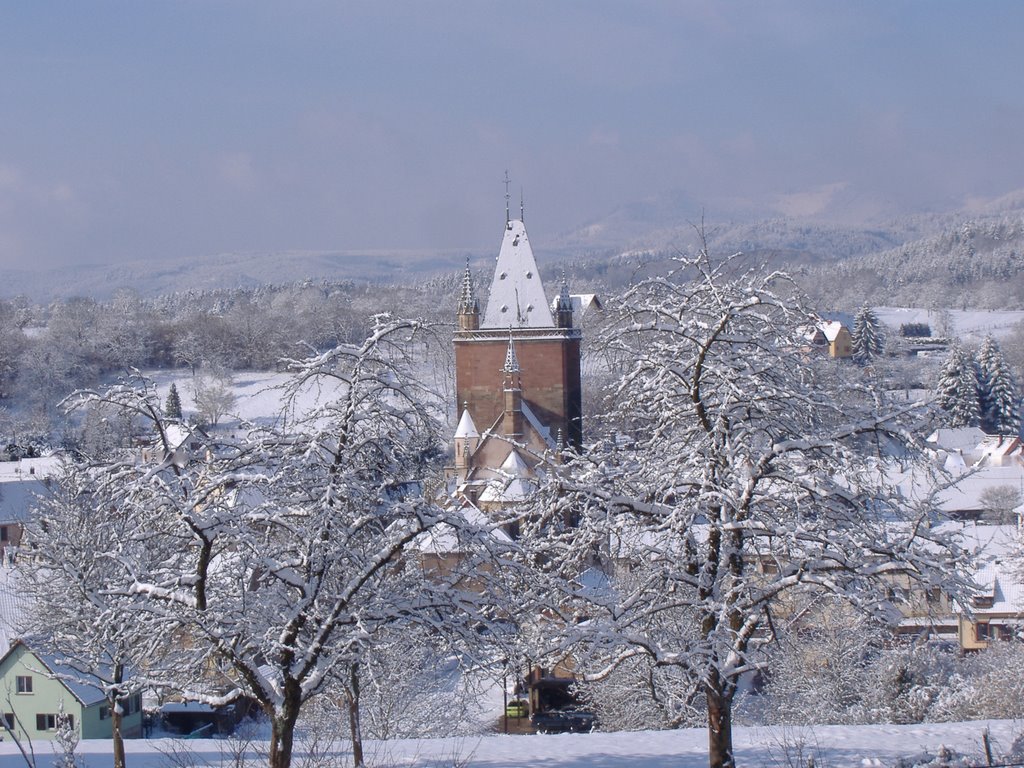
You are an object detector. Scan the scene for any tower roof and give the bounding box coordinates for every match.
[454,407,480,439]
[482,219,555,329]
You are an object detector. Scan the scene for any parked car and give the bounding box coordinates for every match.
[530,707,597,733]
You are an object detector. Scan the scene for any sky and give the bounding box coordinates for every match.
[2,1,1024,269]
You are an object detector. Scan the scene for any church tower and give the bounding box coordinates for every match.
[453,208,583,458]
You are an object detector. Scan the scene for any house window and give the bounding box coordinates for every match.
[0,526,8,542]
[16,676,32,694]
[99,706,109,720]
[976,622,991,642]
[36,713,59,731]
[2,712,14,729]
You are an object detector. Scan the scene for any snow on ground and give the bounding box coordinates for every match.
[5,720,1021,767]
[875,307,1024,342]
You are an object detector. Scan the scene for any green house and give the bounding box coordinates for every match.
[0,641,142,741]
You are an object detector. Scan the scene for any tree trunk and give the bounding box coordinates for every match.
[706,681,735,768]
[347,663,364,768]
[111,703,126,768]
[268,697,301,768]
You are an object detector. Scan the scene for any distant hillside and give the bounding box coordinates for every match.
[6,188,1024,304]
[806,215,1024,311]
[0,248,489,301]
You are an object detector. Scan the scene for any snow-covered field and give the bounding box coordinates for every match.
[874,307,1024,342]
[4,720,1020,767]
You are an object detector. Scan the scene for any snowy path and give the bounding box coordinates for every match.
[4,720,1020,767]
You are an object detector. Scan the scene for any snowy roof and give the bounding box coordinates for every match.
[940,523,1024,615]
[521,401,556,450]
[819,321,846,342]
[478,449,537,504]
[935,464,1024,513]
[454,408,480,440]
[31,647,110,707]
[927,428,989,453]
[482,219,555,329]
[414,499,512,554]
[549,293,603,317]
[975,436,1023,466]
[0,456,61,481]
[0,478,48,523]
[0,565,26,649]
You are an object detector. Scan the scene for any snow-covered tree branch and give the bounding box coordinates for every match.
[521,247,970,768]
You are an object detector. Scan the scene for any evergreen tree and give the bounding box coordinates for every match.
[977,336,1021,434]
[164,382,182,420]
[936,344,980,427]
[851,305,885,362]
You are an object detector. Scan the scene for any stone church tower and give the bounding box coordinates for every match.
[451,209,582,504]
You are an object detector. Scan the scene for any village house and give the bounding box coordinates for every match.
[0,641,143,741]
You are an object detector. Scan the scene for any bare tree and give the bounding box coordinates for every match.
[191,366,236,426]
[22,463,161,768]
[51,317,511,768]
[522,248,967,768]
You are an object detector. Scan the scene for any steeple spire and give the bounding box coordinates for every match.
[555,269,573,329]
[457,258,480,331]
[502,329,524,438]
[504,170,511,226]
[503,330,521,377]
[458,259,478,314]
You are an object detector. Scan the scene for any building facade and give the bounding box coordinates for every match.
[451,215,583,508]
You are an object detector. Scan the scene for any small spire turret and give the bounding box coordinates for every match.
[503,331,521,378]
[555,270,573,329]
[457,259,480,331]
[502,330,523,438]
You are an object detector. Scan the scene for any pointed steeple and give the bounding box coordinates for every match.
[454,403,480,439]
[503,332,520,377]
[502,332,523,438]
[483,219,555,328]
[454,402,480,478]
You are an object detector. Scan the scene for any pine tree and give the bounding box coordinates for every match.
[164,382,183,420]
[977,336,1021,435]
[851,305,884,362]
[936,344,980,427]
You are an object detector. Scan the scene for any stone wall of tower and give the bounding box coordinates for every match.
[454,329,582,449]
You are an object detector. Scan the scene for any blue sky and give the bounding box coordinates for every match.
[2,2,1023,267]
